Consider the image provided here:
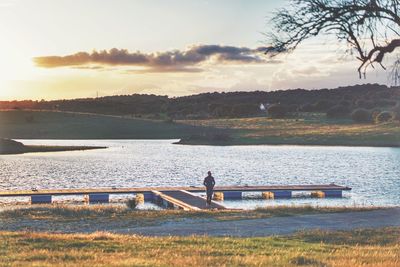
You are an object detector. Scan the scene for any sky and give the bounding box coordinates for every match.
[0,0,391,100]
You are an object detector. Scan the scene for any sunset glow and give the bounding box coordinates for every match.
[0,0,390,100]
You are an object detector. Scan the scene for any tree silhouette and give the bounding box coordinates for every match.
[267,0,400,81]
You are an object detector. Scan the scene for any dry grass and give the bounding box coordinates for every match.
[180,114,400,146]
[0,204,379,226]
[0,227,398,266]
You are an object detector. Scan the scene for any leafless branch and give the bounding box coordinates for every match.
[267,0,400,80]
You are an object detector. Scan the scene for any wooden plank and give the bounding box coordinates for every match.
[0,184,351,197]
[180,190,226,210]
[160,190,226,210]
[152,190,200,211]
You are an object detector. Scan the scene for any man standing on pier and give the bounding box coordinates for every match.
[203,171,215,206]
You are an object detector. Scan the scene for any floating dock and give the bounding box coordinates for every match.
[0,184,351,210]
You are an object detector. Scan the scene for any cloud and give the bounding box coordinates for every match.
[125,66,203,74]
[0,0,17,7]
[33,45,275,73]
[292,66,322,76]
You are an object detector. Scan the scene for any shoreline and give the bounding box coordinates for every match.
[4,137,400,149]
[174,139,400,148]
[22,145,107,154]
[0,138,107,155]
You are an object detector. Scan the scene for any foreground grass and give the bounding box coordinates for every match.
[180,113,400,146]
[0,227,398,266]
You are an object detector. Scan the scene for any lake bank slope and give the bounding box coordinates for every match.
[177,114,400,147]
[0,138,106,155]
[1,110,399,147]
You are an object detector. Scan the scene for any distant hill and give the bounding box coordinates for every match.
[1,84,399,119]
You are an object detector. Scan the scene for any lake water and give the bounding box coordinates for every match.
[0,140,399,208]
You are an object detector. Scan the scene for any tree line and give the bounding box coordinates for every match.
[1,83,399,122]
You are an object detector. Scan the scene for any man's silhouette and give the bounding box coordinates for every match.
[203,171,215,206]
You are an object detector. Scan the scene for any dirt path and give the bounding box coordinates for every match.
[1,208,399,237]
[115,208,400,237]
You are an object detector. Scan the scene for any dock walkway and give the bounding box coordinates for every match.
[0,184,352,197]
[155,190,226,210]
[0,184,351,210]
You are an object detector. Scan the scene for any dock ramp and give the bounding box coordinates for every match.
[153,190,226,210]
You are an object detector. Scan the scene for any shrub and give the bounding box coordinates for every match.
[392,103,400,121]
[299,103,314,112]
[126,199,137,209]
[267,104,287,118]
[371,108,382,121]
[377,91,391,99]
[312,100,334,111]
[212,105,232,117]
[339,100,352,107]
[375,111,394,123]
[351,108,372,123]
[286,104,299,112]
[126,198,140,209]
[355,99,374,109]
[326,105,351,118]
[230,104,259,117]
[375,99,397,107]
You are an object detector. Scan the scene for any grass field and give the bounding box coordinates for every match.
[1,110,399,147]
[179,113,400,146]
[0,110,209,139]
[0,227,398,266]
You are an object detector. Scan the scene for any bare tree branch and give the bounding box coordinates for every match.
[267,0,400,80]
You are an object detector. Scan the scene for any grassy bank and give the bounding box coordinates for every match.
[0,110,212,139]
[0,205,379,230]
[0,227,398,266]
[22,145,107,154]
[1,110,399,147]
[0,138,106,155]
[179,113,400,146]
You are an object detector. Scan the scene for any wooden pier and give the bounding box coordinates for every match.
[0,184,351,210]
[153,190,226,210]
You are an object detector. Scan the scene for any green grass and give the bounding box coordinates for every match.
[0,110,209,139]
[0,227,398,266]
[179,113,400,146]
[1,110,399,147]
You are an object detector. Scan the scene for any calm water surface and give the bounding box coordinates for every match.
[0,140,399,208]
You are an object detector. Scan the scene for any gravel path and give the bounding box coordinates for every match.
[1,208,399,237]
